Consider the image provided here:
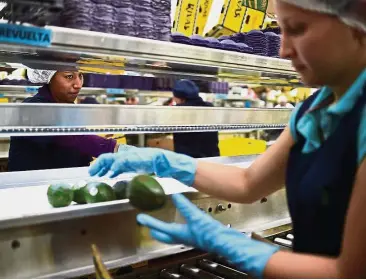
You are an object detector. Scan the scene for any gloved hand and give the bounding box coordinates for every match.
[89,147,197,186]
[117,144,138,153]
[137,194,279,278]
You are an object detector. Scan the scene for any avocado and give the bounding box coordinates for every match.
[83,182,116,204]
[47,183,74,208]
[72,181,88,204]
[113,180,129,200]
[127,175,166,211]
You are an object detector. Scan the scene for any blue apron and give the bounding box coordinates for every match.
[286,85,366,256]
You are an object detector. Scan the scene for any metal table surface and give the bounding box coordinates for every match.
[0,155,291,279]
[0,155,258,230]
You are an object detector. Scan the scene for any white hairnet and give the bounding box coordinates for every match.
[280,0,366,32]
[278,95,288,103]
[27,69,56,84]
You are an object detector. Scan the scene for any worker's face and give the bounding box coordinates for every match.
[275,1,366,87]
[49,71,83,103]
[126,97,139,105]
[173,97,185,105]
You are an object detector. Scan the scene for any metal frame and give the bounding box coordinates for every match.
[0,85,112,96]
[0,85,173,97]
[0,192,290,278]
[0,104,290,135]
[0,26,300,84]
[0,156,290,278]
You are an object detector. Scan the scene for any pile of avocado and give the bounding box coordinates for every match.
[47,175,166,211]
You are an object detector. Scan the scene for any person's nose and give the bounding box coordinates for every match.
[73,76,83,89]
[279,34,295,60]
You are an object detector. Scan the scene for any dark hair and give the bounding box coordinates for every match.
[81,97,99,104]
[173,79,200,99]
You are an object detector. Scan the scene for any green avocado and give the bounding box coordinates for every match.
[47,183,74,208]
[127,175,166,211]
[83,182,116,204]
[113,180,129,200]
[72,181,88,204]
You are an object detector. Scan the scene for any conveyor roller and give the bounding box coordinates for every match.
[287,234,294,240]
[160,269,185,279]
[179,264,223,279]
[274,237,293,248]
[111,229,294,279]
[197,259,249,279]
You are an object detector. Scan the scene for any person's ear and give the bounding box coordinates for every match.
[351,27,366,46]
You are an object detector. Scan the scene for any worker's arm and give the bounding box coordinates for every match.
[136,158,366,278]
[194,127,294,203]
[90,128,294,203]
[21,97,118,157]
[21,135,118,157]
[263,157,366,278]
[54,135,118,158]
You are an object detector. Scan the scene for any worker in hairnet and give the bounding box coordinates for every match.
[80,96,99,104]
[172,79,220,158]
[275,95,294,108]
[90,0,366,277]
[8,70,122,172]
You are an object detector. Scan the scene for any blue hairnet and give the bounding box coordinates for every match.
[173,80,200,100]
[81,97,99,104]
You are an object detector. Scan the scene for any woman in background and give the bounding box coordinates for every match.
[172,79,220,158]
[8,69,121,172]
[275,95,294,108]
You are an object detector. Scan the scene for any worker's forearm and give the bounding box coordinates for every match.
[264,250,340,278]
[56,135,117,157]
[193,161,255,203]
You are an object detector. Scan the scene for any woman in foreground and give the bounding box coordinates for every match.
[90,0,366,277]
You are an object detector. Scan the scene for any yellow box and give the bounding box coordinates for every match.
[205,24,235,37]
[194,0,214,35]
[222,0,247,33]
[242,0,268,12]
[173,0,200,36]
[219,135,266,156]
[240,8,266,32]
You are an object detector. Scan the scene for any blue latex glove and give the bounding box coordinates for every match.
[117,144,138,153]
[89,146,197,186]
[137,194,279,278]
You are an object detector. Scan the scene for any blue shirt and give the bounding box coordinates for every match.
[290,69,366,164]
